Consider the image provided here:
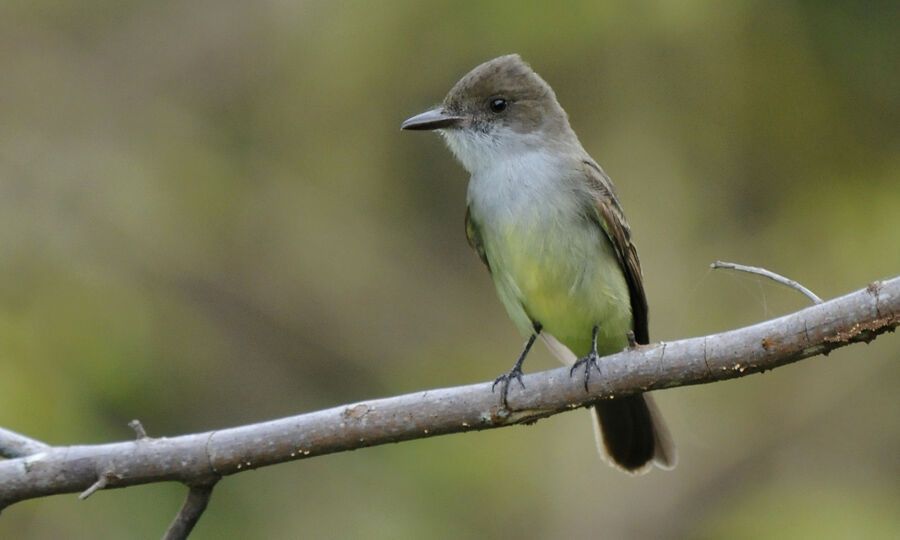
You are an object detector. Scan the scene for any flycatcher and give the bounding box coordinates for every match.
[402,54,675,473]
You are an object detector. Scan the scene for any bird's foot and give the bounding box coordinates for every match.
[492,366,525,409]
[491,330,539,409]
[569,350,602,391]
[570,325,602,391]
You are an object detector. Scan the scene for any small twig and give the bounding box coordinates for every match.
[163,482,218,540]
[79,472,113,500]
[0,426,51,458]
[129,419,148,439]
[625,330,637,348]
[711,261,823,304]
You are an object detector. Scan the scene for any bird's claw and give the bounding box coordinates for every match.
[492,367,525,409]
[570,351,602,391]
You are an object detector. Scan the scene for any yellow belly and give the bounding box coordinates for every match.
[490,222,633,358]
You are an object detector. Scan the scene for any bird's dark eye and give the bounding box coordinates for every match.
[489,98,508,113]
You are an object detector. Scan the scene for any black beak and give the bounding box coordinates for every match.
[401,108,464,130]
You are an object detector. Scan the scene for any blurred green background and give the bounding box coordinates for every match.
[1,1,898,538]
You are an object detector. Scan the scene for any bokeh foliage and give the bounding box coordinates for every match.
[1,1,898,538]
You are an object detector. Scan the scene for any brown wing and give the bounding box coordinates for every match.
[465,206,491,273]
[583,160,649,344]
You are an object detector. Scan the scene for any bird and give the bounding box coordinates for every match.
[401,54,675,473]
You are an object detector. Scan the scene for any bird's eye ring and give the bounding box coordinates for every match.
[489,98,508,113]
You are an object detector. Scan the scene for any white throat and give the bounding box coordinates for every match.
[440,126,551,177]
[458,141,581,224]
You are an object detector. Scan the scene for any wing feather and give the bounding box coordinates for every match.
[582,160,649,344]
[465,206,491,273]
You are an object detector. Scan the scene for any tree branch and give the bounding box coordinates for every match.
[1,277,897,514]
[0,427,50,459]
[162,481,218,540]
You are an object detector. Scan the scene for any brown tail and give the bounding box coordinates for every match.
[591,394,676,474]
